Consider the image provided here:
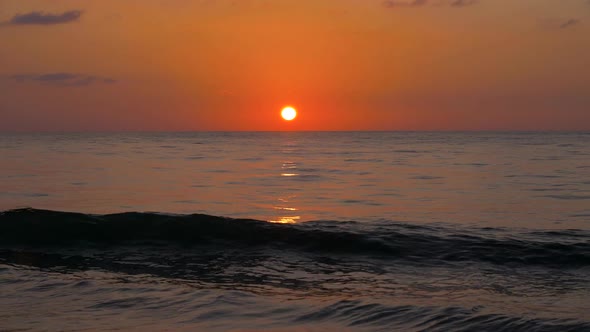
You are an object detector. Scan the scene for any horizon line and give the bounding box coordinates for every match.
[1,129,589,134]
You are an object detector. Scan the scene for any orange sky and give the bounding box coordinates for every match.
[0,0,589,131]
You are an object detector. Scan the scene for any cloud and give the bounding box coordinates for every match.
[559,19,579,29]
[9,73,117,87]
[382,0,428,8]
[382,0,477,8]
[539,18,581,30]
[450,0,477,7]
[7,10,82,25]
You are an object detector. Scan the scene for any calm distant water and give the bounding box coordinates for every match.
[1,131,590,228]
[1,132,589,331]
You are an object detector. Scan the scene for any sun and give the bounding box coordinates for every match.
[281,106,297,121]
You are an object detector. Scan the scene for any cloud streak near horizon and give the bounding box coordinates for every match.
[559,19,580,29]
[7,10,82,25]
[539,18,581,30]
[382,0,478,8]
[9,73,117,87]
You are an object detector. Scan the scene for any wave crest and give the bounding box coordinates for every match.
[1,208,589,268]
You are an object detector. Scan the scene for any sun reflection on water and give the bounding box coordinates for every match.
[269,215,300,224]
[276,207,297,211]
[281,161,298,177]
[269,160,301,223]
[270,204,300,224]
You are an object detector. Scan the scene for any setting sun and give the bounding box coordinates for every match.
[281,107,297,121]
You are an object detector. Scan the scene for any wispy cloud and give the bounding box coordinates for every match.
[6,10,82,26]
[382,0,477,8]
[9,73,117,87]
[382,0,428,8]
[539,18,581,30]
[450,0,477,7]
[559,19,580,29]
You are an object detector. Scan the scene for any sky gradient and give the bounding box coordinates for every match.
[1,0,589,131]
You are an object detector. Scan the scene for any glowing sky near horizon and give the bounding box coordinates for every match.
[0,0,589,131]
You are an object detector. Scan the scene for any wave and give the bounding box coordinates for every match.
[1,208,589,268]
[296,300,590,332]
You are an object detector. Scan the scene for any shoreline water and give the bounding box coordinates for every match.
[1,208,589,331]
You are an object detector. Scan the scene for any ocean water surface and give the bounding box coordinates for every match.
[1,132,589,331]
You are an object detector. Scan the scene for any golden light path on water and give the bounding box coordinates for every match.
[269,160,301,224]
[269,215,301,224]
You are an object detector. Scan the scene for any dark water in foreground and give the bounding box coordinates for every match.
[1,132,589,331]
[1,208,589,331]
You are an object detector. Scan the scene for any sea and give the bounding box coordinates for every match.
[0,132,589,331]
